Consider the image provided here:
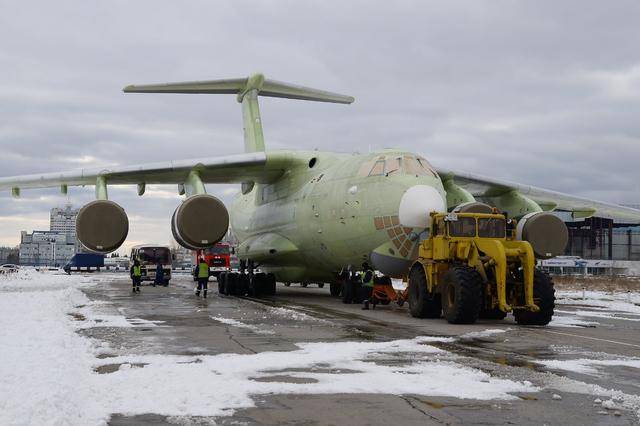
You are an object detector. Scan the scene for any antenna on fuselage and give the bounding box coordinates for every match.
[124,73,354,153]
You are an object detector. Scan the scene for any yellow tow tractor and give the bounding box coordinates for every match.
[406,206,565,325]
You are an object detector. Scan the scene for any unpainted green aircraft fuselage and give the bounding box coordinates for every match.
[231,149,446,283]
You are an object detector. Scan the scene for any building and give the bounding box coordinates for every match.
[19,230,76,266]
[50,204,79,241]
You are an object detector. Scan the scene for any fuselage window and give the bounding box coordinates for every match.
[369,160,385,176]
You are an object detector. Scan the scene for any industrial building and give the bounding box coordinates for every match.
[541,214,640,276]
[18,205,80,266]
[18,230,75,266]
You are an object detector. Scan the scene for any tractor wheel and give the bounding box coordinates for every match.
[514,269,555,326]
[441,266,483,324]
[408,265,442,318]
[218,272,227,295]
[330,282,342,297]
[479,308,508,320]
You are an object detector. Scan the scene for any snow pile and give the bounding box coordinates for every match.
[0,270,108,425]
[536,358,640,375]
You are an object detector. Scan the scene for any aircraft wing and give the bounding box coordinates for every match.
[0,151,292,193]
[436,167,640,224]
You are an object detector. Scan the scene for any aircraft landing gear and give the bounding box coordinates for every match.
[217,260,276,298]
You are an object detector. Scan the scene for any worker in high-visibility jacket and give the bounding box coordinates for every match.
[360,262,375,310]
[130,259,142,293]
[194,257,210,298]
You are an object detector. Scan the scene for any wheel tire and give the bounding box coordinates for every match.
[301,282,308,288]
[514,269,555,326]
[266,273,277,296]
[251,273,266,297]
[341,280,354,304]
[330,282,342,297]
[218,272,227,295]
[408,265,442,318]
[380,299,391,306]
[238,274,250,296]
[318,283,325,289]
[441,266,483,324]
[226,273,238,296]
[479,308,508,320]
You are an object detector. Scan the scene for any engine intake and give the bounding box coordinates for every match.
[516,212,568,259]
[76,200,129,253]
[172,194,229,250]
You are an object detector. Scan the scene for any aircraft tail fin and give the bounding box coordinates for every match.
[124,73,354,153]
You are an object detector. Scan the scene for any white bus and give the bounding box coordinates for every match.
[130,244,172,285]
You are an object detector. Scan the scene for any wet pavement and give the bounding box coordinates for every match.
[78,273,640,425]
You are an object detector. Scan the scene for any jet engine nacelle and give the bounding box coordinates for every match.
[76,200,129,253]
[516,212,568,259]
[171,194,229,250]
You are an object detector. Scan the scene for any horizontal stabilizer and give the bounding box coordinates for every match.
[124,73,354,104]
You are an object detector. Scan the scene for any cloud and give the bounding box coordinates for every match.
[1,0,639,250]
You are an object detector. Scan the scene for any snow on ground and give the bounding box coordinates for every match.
[556,290,640,315]
[555,309,640,323]
[548,315,600,328]
[536,358,640,375]
[460,329,508,339]
[0,271,539,425]
[210,315,276,334]
[266,305,330,323]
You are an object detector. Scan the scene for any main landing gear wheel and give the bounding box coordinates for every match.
[441,266,483,324]
[514,269,555,326]
[218,272,227,295]
[408,265,441,318]
[329,282,342,297]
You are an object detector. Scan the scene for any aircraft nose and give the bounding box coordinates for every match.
[398,185,447,228]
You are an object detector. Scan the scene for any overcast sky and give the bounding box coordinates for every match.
[1,0,639,252]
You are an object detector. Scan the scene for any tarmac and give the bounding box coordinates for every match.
[78,273,640,425]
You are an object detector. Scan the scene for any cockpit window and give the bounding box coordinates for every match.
[386,157,402,175]
[368,160,385,176]
[403,156,427,176]
[358,155,439,178]
[417,157,439,178]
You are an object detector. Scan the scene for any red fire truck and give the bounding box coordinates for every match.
[194,243,232,278]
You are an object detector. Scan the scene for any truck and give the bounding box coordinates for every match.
[406,209,558,325]
[130,245,172,285]
[195,243,232,278]
[63,253,105,274]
